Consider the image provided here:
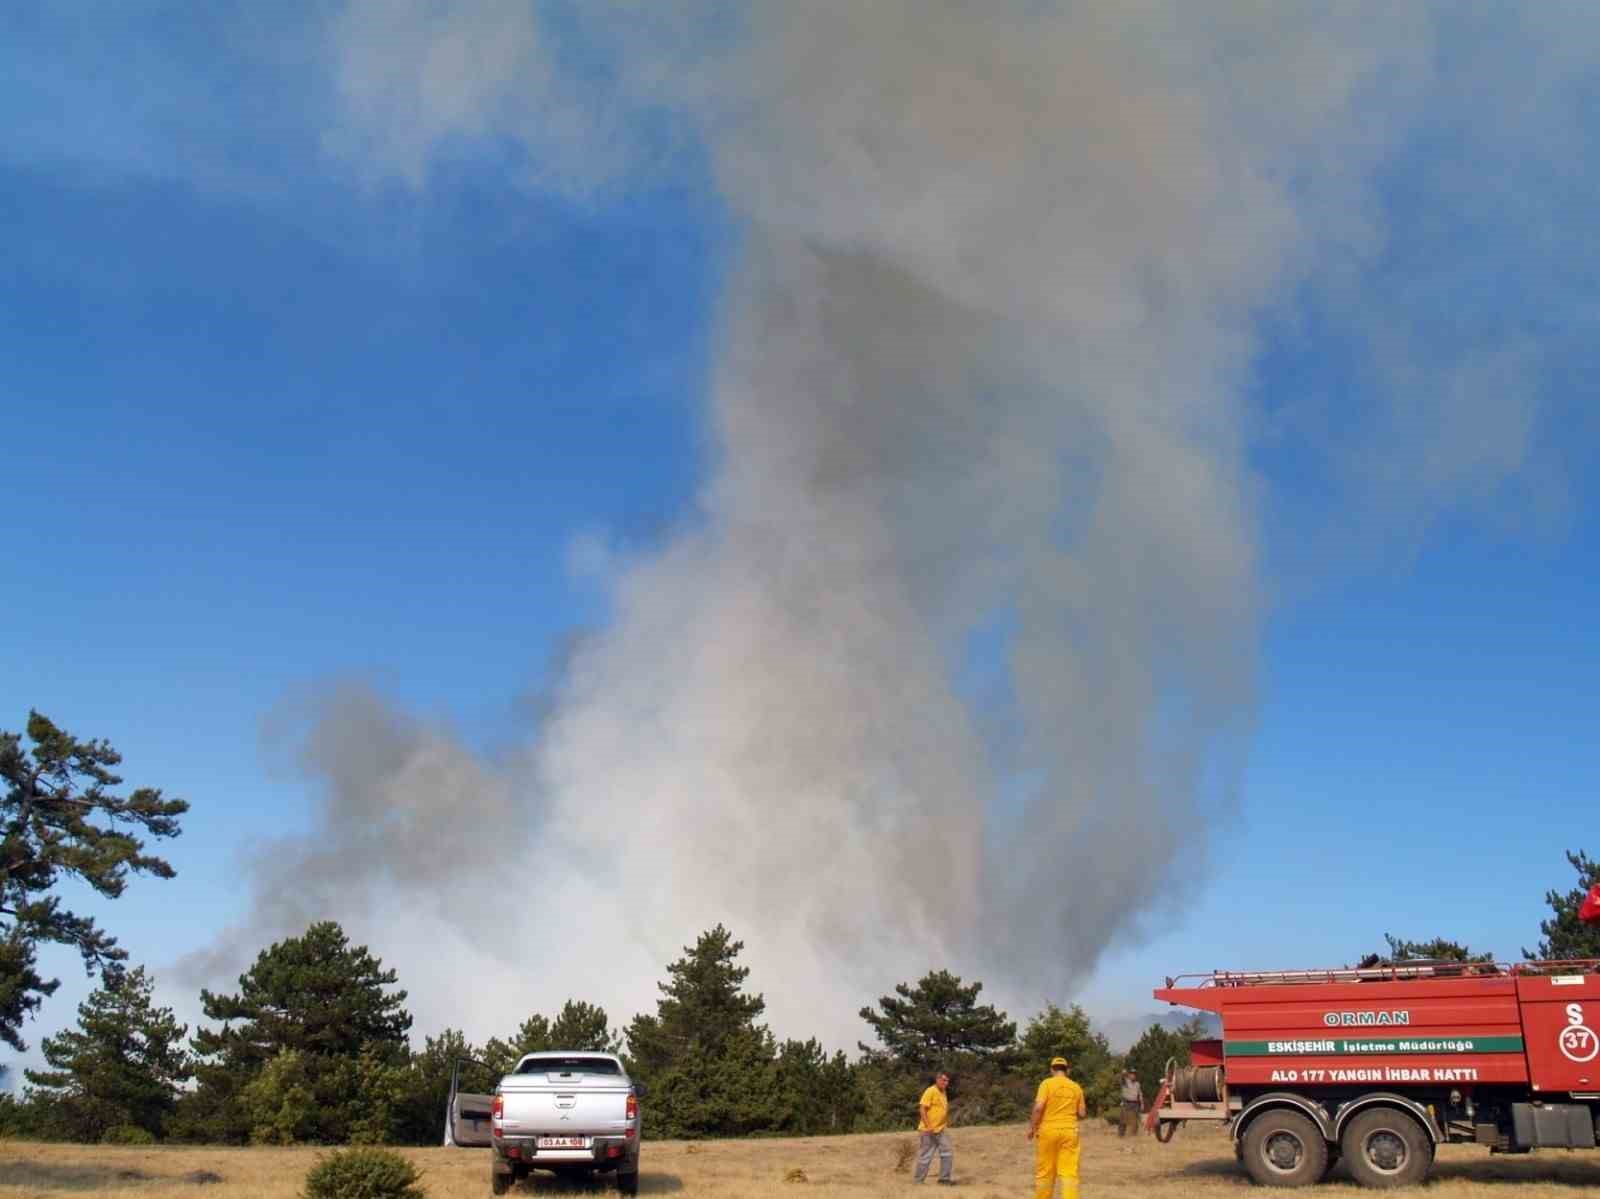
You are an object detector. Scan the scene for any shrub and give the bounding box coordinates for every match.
[101,1123,157,1145]
[302,1147,425,1199]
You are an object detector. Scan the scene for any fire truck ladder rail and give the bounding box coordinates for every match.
[1160,958,1600,989]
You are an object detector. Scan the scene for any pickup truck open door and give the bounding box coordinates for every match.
[443,1056,496,1148]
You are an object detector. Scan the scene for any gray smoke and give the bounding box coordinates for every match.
[185,2,1595,1044]
[176,685,526,984]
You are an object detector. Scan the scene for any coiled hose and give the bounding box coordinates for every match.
[1171,1065,1224,1103]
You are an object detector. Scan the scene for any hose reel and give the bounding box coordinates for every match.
[1171,1064,1224,1103]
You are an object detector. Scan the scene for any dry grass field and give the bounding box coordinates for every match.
[3,1122,1599,1198]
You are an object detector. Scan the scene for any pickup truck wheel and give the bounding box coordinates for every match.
[489,1161,513,1196]
[1241,1109,1328,1188]
[616,1168,639,1195]
[1340,1108,1431,1188]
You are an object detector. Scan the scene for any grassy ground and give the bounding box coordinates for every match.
[3,1122,1599,1197]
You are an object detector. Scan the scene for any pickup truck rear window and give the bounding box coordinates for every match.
[515,1056,622,1075]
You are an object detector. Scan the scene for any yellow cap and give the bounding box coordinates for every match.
[1050,1057,1069,1068]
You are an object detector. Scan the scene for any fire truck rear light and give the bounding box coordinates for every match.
[607,1145,624,1159]
[507,1146,521,1159]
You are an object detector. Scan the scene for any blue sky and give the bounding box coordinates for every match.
[3,3,1598,1073]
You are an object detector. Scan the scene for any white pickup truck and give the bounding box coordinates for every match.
[446,1051,644,1195]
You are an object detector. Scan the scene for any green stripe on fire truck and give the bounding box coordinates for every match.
[1225,1035,1525,1057]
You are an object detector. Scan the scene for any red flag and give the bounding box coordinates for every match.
[1580,883,1600,925]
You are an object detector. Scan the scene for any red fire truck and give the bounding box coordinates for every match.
[1148,958,1600,1187]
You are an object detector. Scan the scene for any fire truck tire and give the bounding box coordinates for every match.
[1321,1148,1341,1181]
[1340,1108,1431,1189]
[1241,1109,1328,1188]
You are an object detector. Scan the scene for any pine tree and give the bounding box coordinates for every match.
[194,921,411,1067]
[184,922,411,1144]
[625,925,777,1137]
[0,713,188,1050]
[628,924,766,1074]
[858,969,1016,1070]
[549,999,622,1053]
[482,1013,552,1078]
[480,999,621,1079]
[1016,1003,1117,1112]
[23,965,192,1140]
[774,1038,863,1134]
[1527,850,1600,961]
[395,1028,488,1146]
[1358,934,1492,967]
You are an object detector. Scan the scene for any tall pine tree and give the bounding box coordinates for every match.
[626,925,777,1137]
[180,922,411,1143]
[628,924,767,1074]
[0,713,187,1050]
[24,965,192,1140]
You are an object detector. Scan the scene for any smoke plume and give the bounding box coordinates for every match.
[184,2,1595,1044]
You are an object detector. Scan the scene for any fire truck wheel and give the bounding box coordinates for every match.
[1241,1109,1328,1188]
[1340,1108,1431,1188]
[1321,1147,1341,1181]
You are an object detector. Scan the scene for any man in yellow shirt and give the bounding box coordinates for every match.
[1026,1056,1086,1199]
[913,1071,954,1184]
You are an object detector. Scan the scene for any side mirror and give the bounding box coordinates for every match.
[632,1082,648,1099]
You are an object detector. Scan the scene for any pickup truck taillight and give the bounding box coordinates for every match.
[491,1093,504,1137]
[626,1092,639,1120]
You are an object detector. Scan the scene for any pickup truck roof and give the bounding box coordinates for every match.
[510,1052,627,1076]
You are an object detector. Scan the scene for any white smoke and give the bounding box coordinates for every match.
[183,2,1596,1047]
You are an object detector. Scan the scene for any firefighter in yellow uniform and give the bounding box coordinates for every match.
[1027,1056,1086,1199]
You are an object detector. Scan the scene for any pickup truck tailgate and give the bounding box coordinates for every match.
[499,1073,631,1134]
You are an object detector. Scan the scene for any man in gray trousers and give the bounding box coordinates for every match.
[914,1071,954,1184]
[1119,1069,1145,1137]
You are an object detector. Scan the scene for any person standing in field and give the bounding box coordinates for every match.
[1027,1056,1086,1199]
[1119,1068,1144,1137]
[913,1071,954,1185]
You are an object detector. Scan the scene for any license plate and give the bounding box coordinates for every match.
[536,1136,590,1150]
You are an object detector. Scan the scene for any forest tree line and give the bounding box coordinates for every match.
[0,919,1207,1144]
[4,714,1597,1146]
